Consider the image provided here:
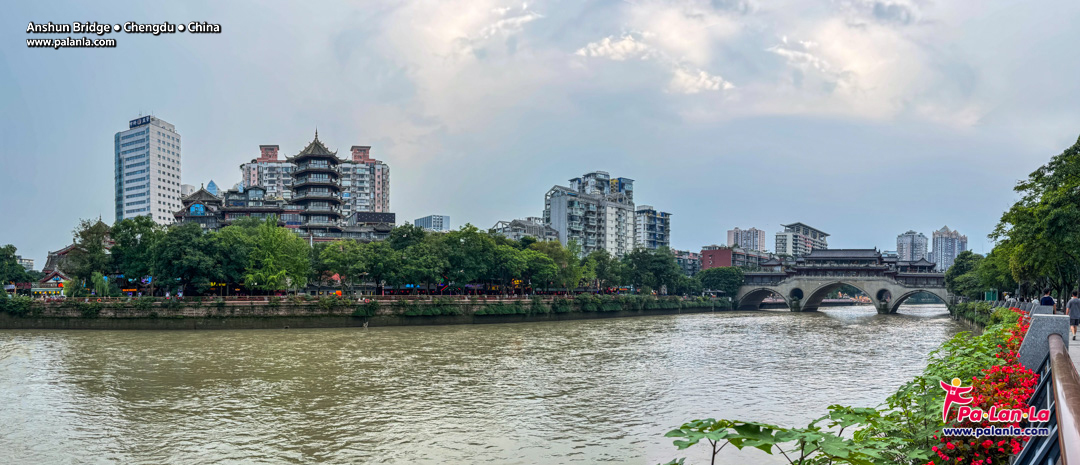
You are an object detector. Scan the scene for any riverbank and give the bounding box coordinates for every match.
[0,295,733,330]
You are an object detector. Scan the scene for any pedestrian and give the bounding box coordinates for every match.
[1068,291,1080,341]
[1040,288,1055,313]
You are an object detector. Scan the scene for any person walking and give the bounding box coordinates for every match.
[1067,290,1080,340]
[1040,288,1056,313]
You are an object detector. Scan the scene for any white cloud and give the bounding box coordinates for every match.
[575,35,654,61]
[668,67,734,94]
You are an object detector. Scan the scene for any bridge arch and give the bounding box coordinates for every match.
[802,281,876,312]
[889,289,950,314]
[736,287,789,311]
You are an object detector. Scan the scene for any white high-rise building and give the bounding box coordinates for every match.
[896,230,929,261]
[635,205,671,250]
[115,116,182,225]
[728,227,768,252]
[544,171,635,257]
[931,226,968,271]
[774,222,828,257]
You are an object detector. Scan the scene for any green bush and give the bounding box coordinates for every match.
[0,296,36,317]
[353,299,380,317]
[132,296,155,312]
[575,294,601,312]
[552,297,572,313]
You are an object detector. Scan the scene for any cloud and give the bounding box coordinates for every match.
[668,67,734,94]
[575,34,654,61]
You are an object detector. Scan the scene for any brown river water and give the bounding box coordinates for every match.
[0,304,965,464]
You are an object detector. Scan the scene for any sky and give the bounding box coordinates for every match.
[3,0,1080,265]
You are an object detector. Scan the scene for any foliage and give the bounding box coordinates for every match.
[944,251,985,299]
[0,244,34,284]
[991,134,1080,301]
[0,295,36,317]
[151,221,219,294]
[65,218,113,284]
[660,309,1028,465]
[622,247,683,294]
[110,216,162,283]
[244,216,310,291]
[697,267,744,297]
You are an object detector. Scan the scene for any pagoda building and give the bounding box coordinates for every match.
[287,132,345,237]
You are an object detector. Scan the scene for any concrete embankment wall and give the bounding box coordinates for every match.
[0,305,725,330]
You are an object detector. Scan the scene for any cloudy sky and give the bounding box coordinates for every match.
[3,0,1079,264]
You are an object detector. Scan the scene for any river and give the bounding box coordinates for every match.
[0,304,965,464]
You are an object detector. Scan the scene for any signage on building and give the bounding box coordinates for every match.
[129,116,151,128]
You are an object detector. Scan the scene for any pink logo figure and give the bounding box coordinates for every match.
[940,378,975,422]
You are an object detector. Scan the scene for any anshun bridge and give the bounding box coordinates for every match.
[735,249,950,314]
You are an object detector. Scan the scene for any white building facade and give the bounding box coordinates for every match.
[728,227,768,252]
[544,171,636,257]
[635,205,671,250]
[931,226,968,271]
[774,222,829,257]
[415,215,450,232]
[896,230,929,261]
[115,116,183,225]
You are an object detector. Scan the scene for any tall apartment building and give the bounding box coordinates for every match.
[674,250,701,276]
[15,256,34,271]
[896,230,929,261]
[240,144,390,214]
[240,145,295,200]
[930,226,968,271]
[415,215,450,232]
[114,116,183,225]
[635,205,671,250]
[544,171,635,257]
[727,227,768,252]
[774,222,828,257]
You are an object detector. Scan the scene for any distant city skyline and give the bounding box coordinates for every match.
[4,0,1075,265]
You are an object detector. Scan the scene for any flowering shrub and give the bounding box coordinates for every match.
[926,308,1035,465]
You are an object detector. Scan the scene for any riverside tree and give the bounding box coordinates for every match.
[991,133,1080,300]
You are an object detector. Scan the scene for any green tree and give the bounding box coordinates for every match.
[244,217,311,292]
[212,219,262,291]
[365,240,402,294]
[110,216,163,285]
[697,267,744,298]
[388,224,427,251]
[444,225,496,287]
[65,219,113,284]
[492,244,526,294]
[0,244,33,284]
[992,134,1080,301]
[320,240,367,294]
[402,236,450,294]
[151,222,219,295]
[520,249,558,292]
[623,247,683,294]
[944,251,984,298]
[531,240,582,291]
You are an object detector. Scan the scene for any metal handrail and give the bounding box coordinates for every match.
[1015,333,1080,464]
[1050,334,1080,462]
